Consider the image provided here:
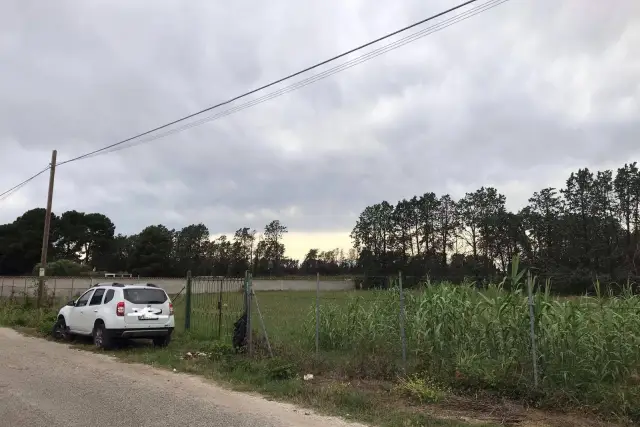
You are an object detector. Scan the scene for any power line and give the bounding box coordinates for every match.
[0,0,509,200]
[0,165,51,202]
[90,0,509,157]
[57,0,493,165]
[87,0,507,157]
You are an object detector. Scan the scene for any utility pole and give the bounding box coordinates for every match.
[37,149,57,307]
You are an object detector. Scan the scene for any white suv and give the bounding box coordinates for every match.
[52,282,175,349]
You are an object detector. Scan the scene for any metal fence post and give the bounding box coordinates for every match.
[243,270,248,313]
[185,271,192,331]
[526,271,539,388]
[252,289,273,358]
[399,271,407,373]
[316,271,321,357]
[247,272,253,357]
[217,279,223,339]
[52,279,57,307]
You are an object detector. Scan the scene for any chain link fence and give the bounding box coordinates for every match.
[235,270,640,412]
[182,275,245,340]
[4,268,640,410]
[0,277,186,309]
[0,279,90,308]
[247,274,408,376]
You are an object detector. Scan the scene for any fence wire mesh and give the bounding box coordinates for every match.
[186,276,245,340]
[0,282,90,308]
[4,270,640,403]
[248,275,409,374]
[245,272,640,403]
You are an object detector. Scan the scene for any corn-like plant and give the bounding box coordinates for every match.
[304,257,640,417]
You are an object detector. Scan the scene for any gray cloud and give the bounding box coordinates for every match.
[1,0,639,238]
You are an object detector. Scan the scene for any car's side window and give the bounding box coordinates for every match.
[89,288,106,306]
[76,290,94,307]
[103,289,115,304]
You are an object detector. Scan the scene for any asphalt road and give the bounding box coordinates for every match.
[0,328,366,427]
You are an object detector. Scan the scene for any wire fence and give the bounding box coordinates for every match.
[247,274,407,370]
[182,275,245,340]
[3,270,640,403]
[241,271,640,405]
[0,281,91,308]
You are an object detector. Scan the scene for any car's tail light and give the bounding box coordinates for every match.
[116,301,125,316]
[169,303,174,316]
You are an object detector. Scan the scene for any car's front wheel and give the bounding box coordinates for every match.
[51,317,69,341]
[92,323,112,350]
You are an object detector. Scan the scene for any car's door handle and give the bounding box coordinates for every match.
[93,310,98,313]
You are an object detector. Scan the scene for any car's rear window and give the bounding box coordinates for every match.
[123,288,168,304]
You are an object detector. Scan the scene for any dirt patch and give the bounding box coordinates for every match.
[430,395,622,427]
[304,375,630,427]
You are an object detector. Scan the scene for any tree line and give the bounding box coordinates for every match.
[0,210,355,278]
[1,161,638,293]
[351,162,640,293]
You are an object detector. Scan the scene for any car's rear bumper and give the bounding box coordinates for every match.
[108,327,174,339]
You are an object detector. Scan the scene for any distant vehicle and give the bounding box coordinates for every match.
[104,273,133,278]
[51,282,174,350]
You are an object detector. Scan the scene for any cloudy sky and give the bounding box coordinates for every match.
[1,0,639,259]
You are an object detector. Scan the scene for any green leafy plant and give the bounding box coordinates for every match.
[395,375,447,404]
[265,358,297,381]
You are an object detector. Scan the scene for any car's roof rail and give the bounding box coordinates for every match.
[92,282,126,288]
[129,282,159,288]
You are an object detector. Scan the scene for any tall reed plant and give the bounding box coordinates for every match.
[307,260,640,418]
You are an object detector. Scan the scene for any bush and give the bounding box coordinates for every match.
[0,305,57,332]
[265,358,297,381]
[33,259,90,277]
[395,375,447,404]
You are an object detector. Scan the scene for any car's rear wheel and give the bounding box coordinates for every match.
[51,317,69,341]
[152,334,171,348]
[93,323,112,350]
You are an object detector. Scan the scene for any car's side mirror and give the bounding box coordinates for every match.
[66,300,75,307]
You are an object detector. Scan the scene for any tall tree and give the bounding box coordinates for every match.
[417,192,440,255]
[457,191,482,260]
[263,220,287,273]
[435,194,458,267]
[174,223,210,275]
[562,168,596,269]
[392,199,414,257]
[129,225,175,277]
[211,235,233,275]
[301,248,320,274]
[522,187,564,265]
[0,208,58,275]
[232,227,256,274]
